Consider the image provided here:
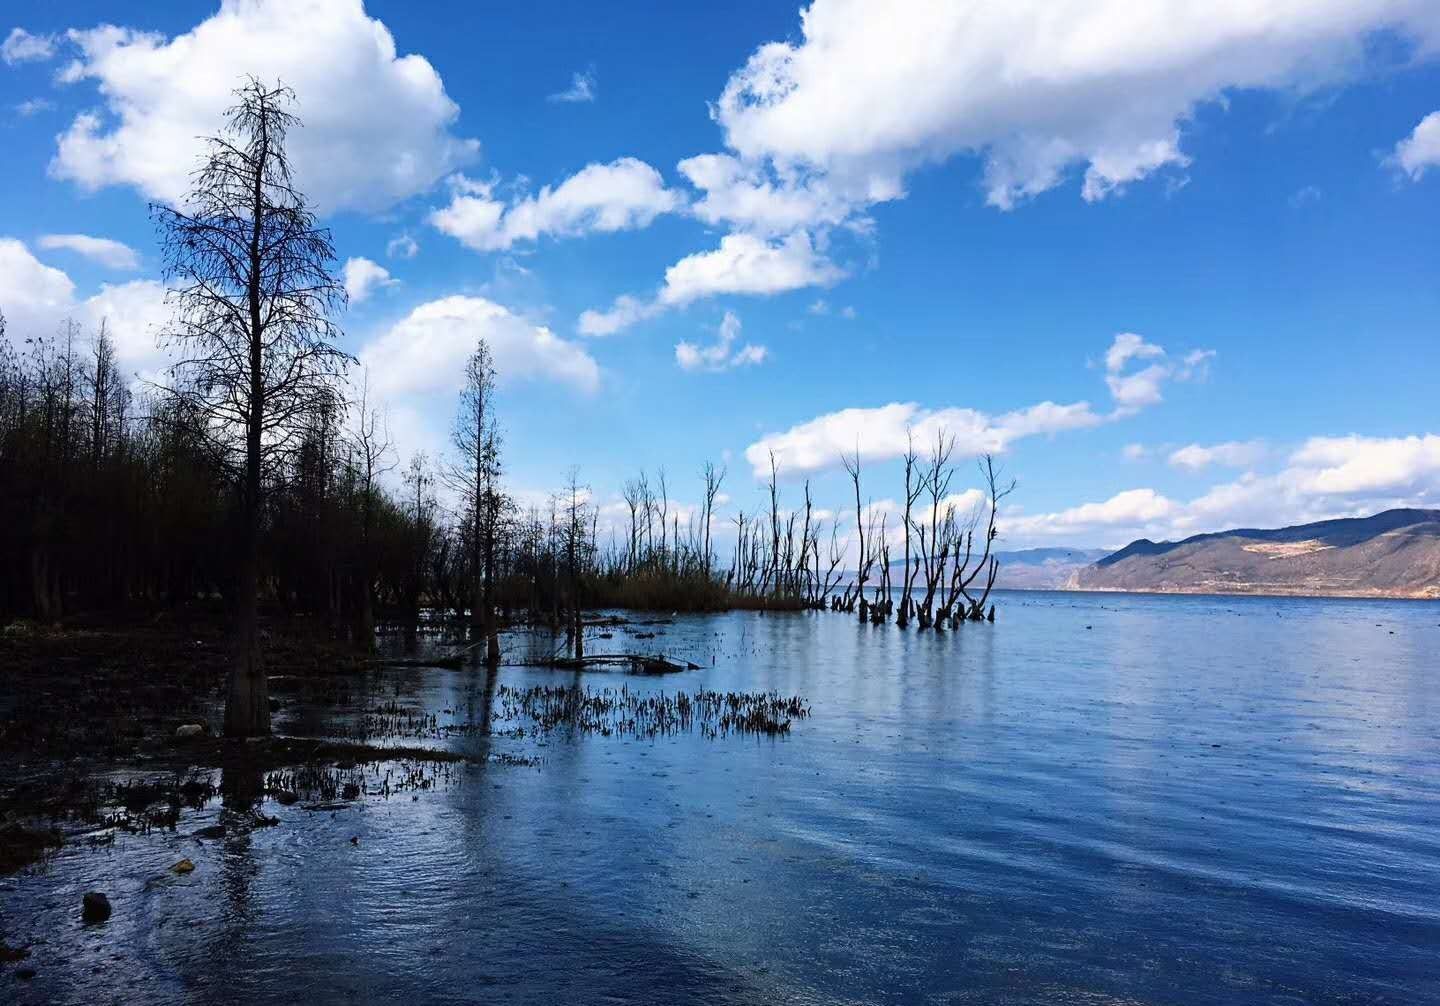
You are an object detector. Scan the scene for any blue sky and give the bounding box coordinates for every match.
[3,1,1439,551]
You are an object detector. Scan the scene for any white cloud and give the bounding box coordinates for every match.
[582,231,844,336]
[49,0,479,213]
[0,237,78,338]
[1391,110,1440,181]
[2,28,55,65]
[1288,184,1322,208]
[548,69,596,104]
[577,294,663,337]
[713,1,1440,212]
[677,153,860,235]
[1007,489,1178,539]
[359,295,599,398]
[662,231,843,304]
[1122,443,1150,462]
[37,233,140,270]
[1104,332,1212,413]
[1169,440,1267,471]
[79,278,174,379]
[1288,434,1440,496]
[675,311,769,372]
[745,399,1102,478]
[744,332,1205,476]
[430,159,682,252]
[342,257,398,303]
[0,237,171,377]
[386,234,419,260]
[1007,433,1440,547]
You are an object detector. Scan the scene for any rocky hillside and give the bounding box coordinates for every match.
[1070,509,1440,599]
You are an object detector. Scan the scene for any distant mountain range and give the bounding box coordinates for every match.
[879,548,1109,590]
[1067,508,1440,599]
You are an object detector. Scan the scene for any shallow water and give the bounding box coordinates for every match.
[4,591,1439,1004]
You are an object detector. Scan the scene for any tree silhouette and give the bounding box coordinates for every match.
[152,78,350,737]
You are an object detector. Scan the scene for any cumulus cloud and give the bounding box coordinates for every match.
[662,231,842,304]
[744,332,1207,476]
[1169,440,1267,472]
[2,28,55,65]
[1006,433,1440,547]
[548,69,596,104]
[1287,434,1440,496]
[1391,110,1440,181]
[78,278,174,379]
[713,1,1440,212]
[677,153,860,235]
[430,159,682,253]
[575,295,661,338]
[746,399,1102,478]
[0,238,78,338]
[580,231,843,335]
[1006,489,1178,540]
[675,311,768,372]
[359,295,599,398]
[37,233,140,270]
[49,0,478,213]
[0,237,171,377]
[1104,333,1212,413]
[342,257,398,303]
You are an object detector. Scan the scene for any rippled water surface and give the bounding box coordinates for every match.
[5,591,1439,1004]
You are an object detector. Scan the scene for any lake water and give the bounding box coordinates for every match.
[4,591,1439,1004]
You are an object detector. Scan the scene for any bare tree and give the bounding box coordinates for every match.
[700,461,725,577]
[897,430,923,627]
[841,446,871,619]
[347,369,394,650]
[449,338,502,666]
[153,78,350,737]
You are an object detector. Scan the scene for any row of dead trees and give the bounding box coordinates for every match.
[833,434,1015,629]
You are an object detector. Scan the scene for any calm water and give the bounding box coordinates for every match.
[4,591,1439,1004]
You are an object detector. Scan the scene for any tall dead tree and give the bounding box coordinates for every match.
[897,431,923,627]
[450,339,501,666]
[347,370,393,650]
[842,447,871,620]
[700,461,724,577]
[153,79,349,737]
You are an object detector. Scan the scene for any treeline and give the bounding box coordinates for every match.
[0,308,1010,634]
[0,310,755,631]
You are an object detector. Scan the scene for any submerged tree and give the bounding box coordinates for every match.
[153,78,350,737]
[449,339,502,666]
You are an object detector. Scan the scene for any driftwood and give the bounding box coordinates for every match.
[381,638,485,670]
[517,653,700,675]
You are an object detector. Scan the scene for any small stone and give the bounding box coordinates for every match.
[171,858,196,874]
[193,825,226,840]
[174,724,205,740]
[82,892,111,923]
[273,790,298,806]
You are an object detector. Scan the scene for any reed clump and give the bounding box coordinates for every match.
[493,683,809,739]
